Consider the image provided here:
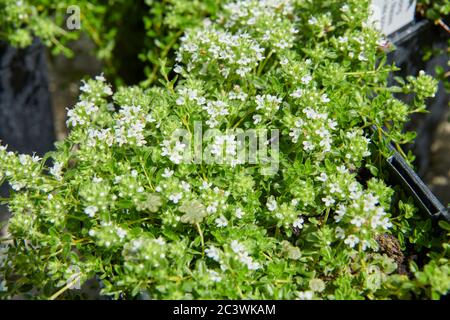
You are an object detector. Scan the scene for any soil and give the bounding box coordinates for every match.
[375,234,408,275]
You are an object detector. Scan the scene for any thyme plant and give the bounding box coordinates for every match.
[1,0,449,300]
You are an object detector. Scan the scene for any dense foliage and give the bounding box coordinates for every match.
[1,0,450,300]
[0,0,217,85]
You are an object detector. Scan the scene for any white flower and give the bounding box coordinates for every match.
[181,181,191,192]
[350,216,366,227]
[322,196,335,207]
[344,235,360,248]
[290,88,303,98]
[79,81,91,93]
[208,270,222,282]
[93,176,103,183]
[335,226,345,239]
[245,259,261,270]
[319,136,332,152]
[266,197,278,212]
[116,227,127,240]
[0,280,7,293]
[303,107,319,119]
[361,240,371,251]
[49,162,64,180]
[146,113,156,123]
[203,100,229,128]
[103,86,113,96]
[380,217,393,230]
[230,240,261,270]
[301,75,312,84]
[315,127,329,138]
[228,87,248,101]
[321,94,330,103]
[154,237,166,246]
[162,168,174,178]
[364,193,379,212]
[95,74,106,81]
[348,182,359,193]
[11,182,24,191]
[280,57,289,65]
[230,240,245,254]
[215,215,228,228]
[293,217,304,229]
[372,211,392,230]
[176,97,185,106]
[253,114,262,124]
[302,140,314,151]
[289,128,301,143]
[329,183,342,194]
[317,172,328,182]
[18,154,28,165]
[84,206,98,217]
[174,65,183,73]
[200,181,211,190]
[328,119,338,130]
[235,208,245,219]
[255,94,282,115]
[297,291,314,300]
[66,266,81,289]
[207,202,218,214]
[308,17,318,25]
[338,36,348,43]
[205,246,221,262]
[294,119,304,128]
[160,140,187,164]
[169,193,182,204]
[358,52,368,62]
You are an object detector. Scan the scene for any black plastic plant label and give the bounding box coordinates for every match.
[370,0,417,35]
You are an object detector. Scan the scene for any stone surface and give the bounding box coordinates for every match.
[0,39,55,155]
[0,39,56,230]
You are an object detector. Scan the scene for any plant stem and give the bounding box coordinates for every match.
[195,222,205,253]
[323,207,330,226]
[49,274,81,300]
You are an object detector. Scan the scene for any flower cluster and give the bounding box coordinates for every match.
[288,106,337,155]
[255,94,283,120]
[160,139,188,164]
[177,26,265,79]
[222,0,298,52]
[113,105,150,147]
[89,221,128,249]
[333,183,393,251]
[203,99,229,128]
[266,196,304,232]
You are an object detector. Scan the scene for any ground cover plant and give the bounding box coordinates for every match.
[1,0,450,299]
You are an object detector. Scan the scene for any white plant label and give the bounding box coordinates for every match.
[370,0,417,36]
